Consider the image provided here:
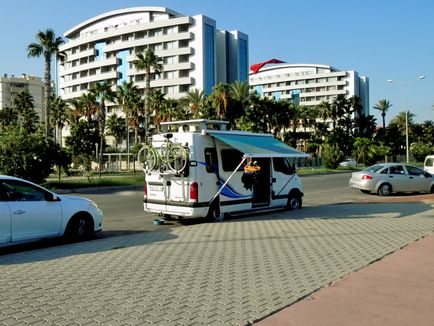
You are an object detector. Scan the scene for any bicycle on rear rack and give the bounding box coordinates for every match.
[137,133,189,174]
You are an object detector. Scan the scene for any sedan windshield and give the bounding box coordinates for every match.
[363,164,384,173]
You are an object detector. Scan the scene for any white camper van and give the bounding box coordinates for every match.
[139,119,309,221]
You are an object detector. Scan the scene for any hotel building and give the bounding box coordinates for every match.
[57,6,249,113]
[0,74,44,117]
[249,63,369,115]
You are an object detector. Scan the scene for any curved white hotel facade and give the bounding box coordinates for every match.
[249,63,369,114]
[57,7,248,109]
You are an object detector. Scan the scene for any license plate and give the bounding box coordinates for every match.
[149,185,164,191]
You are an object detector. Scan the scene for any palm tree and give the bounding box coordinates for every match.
[210,83,231,120]
[230,81,250,107]
[27,29,65,137]
[317,101,332,131]
[67,98,83,125]
[184,89,205,119]
[50,95,69,145]
[373,99,392,130]
[149,89,166,131]
[90,81,116,176]
[12,90,39,133]
[116,81,141,152]
[422,120,434,145]
[390,111,416,136]
[79,92,99,121]
[133,49,163,132]
[106,113,126,150]
[0,106,18,130]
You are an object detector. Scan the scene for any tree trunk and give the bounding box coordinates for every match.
[98,103,106,178]
[44,54,52,137]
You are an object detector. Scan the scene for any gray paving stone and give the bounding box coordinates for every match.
[1,203,434,325]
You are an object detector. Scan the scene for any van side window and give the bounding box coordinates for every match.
[221,149,244,172]
[273,157,294,175]
[204,148,218,173]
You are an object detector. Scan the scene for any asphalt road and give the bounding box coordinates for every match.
[82,171,432,236]
[1,171,431,255]
[82,172,362,235]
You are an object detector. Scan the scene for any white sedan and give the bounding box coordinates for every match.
[0,175,103,247]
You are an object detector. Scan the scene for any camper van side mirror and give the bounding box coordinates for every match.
[206,164,215,173]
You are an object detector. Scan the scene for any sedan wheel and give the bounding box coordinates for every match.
[378,183,392,196]
[66,215,92,242]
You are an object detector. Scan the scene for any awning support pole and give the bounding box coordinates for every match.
[209,156,248,205]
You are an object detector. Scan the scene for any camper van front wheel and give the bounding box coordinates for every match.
[286,192,302,210]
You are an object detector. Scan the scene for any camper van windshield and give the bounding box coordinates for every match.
[273,157,294,175]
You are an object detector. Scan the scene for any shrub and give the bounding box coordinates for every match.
[322,143,345,169]
[410,142,433,162]
[0,127,60,183]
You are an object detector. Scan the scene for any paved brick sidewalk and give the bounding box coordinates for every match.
[256,232,434,326]
[0,202,433,325]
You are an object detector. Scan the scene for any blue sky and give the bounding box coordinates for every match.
[1,0,434,124]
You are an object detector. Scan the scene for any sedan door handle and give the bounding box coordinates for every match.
[389,176,394,178]
[409,177,414,179]
[12,210,25,215]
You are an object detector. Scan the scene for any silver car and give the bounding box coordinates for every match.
[349,163,434,196]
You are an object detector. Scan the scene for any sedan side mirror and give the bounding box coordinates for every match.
[45,192,60,202]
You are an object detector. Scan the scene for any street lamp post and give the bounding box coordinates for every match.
[387,76,425,163]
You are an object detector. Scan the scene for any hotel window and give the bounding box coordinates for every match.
[179,40,189,48]
[164,71,175,79]
[180,85,189,92]
[204,23,215,95]
[165,86,177,94]
[153,29,163,37]
[164,41,176,50]
[179,70,189,78]
[165,26,176,34]
[135,32,145,39]
[165,56,175,64]
[179,55,189,63]
[153,44,163,51]
[178,24,189,33]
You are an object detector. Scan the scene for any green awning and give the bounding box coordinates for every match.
[208,132,309,158]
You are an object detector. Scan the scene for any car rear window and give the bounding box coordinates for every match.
[363,164,384,173]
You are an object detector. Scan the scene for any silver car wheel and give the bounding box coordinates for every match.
[378,183,392,196]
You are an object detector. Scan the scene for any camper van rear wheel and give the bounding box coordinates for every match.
[286,192,302,210]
